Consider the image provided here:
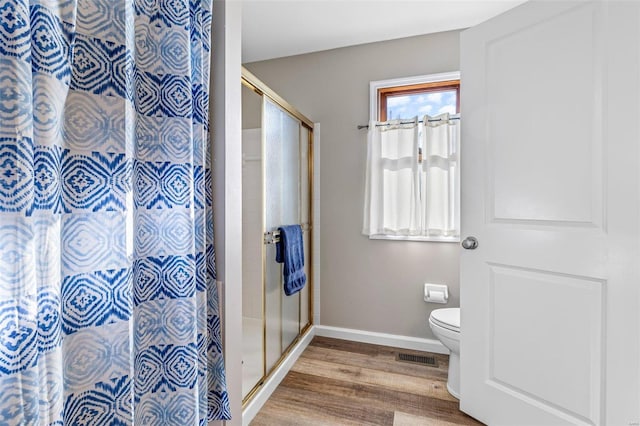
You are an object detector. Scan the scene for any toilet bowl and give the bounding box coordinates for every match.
[428,307,460,399]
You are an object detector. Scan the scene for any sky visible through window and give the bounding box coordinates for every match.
[386,90,457,120]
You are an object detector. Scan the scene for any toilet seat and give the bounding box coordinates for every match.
[430,308,460,333]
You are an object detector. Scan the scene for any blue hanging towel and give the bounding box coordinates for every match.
[275,225,307,296]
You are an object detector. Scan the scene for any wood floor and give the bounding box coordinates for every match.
[250,336,484,425]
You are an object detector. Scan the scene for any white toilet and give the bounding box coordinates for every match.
[428,307,460,399]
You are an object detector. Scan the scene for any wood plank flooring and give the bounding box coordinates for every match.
[250,336,484,425]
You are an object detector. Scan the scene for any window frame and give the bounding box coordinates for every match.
[366,72,461,243]
[369,71,461,123]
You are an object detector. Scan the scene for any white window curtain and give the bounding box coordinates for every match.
[363,118,421,236]
[363,114,460,241]
[419,113,460,239]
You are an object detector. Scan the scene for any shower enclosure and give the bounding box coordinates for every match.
[241,68,314,404]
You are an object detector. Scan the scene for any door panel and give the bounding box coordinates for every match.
[460,1,639,425]
[263,97,305,367]
[280,103,301,352]
[487,3,602,225]
[489,265,604,422]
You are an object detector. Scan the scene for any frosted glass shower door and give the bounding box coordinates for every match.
[299,126,311,329]
[264,99,303,371]
[241,84,264,399]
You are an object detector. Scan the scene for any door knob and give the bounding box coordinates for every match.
[461,236,478,250]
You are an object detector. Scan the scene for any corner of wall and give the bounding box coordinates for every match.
[211,0,243,424]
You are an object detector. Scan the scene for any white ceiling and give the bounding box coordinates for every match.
[241,0,528,63]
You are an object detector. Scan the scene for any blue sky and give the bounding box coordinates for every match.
[386,90,457,120]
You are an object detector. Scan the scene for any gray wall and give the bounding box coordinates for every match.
[246,30,462,340]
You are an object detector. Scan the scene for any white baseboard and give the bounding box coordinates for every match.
[242,326,316,426]
[314,325,448,355]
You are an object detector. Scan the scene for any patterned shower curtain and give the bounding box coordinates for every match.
[0,0,230,424]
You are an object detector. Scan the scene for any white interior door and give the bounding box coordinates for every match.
[460,1,640,425]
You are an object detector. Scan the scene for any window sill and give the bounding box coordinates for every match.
[367,235,460,243]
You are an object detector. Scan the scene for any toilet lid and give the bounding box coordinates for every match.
[430,308,460,332]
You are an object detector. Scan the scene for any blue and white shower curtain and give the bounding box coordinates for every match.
[0,0,230,424]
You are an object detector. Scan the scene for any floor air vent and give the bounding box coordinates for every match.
[396,353,437,367]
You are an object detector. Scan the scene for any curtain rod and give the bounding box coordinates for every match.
[357,116,460,130]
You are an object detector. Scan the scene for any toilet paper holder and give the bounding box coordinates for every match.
[424,283,448,304]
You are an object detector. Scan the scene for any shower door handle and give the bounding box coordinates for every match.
[461,236,478,250]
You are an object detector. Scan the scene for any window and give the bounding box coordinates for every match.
[369,72,460,123]
[363,73,460,242]
[379,80,460,121]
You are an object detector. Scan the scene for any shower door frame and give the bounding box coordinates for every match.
[241,67,314,406]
